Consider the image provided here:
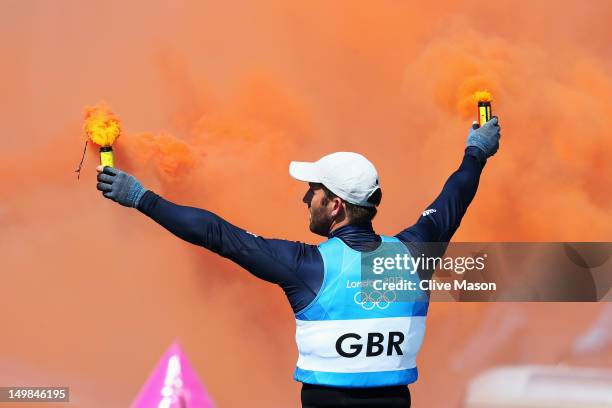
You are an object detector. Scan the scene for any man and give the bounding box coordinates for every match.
[96,118,501,407]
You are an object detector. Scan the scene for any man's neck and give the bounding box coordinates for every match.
[328,219,351,235]
[327,222,380,251]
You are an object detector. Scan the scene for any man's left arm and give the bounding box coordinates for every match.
[396,118,501,243]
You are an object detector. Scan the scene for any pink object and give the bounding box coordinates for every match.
[131,341,214,408]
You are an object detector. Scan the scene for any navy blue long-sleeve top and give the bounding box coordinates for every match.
[137,147,488,313]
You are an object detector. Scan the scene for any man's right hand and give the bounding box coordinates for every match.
[466,116,501,158]
[96,166,147,208]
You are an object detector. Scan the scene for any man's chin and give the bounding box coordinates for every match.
[309,221,330,237]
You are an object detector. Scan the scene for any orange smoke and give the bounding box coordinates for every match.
[84,104,121,147]
[473,90,492,102]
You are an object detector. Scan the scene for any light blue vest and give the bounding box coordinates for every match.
[294,236,429,388]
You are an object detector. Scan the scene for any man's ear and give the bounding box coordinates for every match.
[330,197,344,218]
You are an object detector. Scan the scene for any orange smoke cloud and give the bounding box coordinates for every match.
[120,131,201,184]
[84,104,121,147]
[473,90,492,102]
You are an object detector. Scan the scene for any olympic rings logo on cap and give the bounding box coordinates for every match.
[353,290,397,310]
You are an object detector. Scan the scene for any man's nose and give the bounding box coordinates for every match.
[303,189,313,205]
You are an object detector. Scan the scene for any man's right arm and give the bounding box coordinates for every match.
[136,191,323,312]
[96,166,324,312]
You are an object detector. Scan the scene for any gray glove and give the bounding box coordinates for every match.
[96,166,147,208]
[467,116,501,158]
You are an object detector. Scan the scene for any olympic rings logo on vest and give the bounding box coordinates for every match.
[353,290,397,310]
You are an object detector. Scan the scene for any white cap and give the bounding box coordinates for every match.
[289,152,380,207]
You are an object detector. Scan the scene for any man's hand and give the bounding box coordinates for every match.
[96,166,147,208]
[466,116,501,158]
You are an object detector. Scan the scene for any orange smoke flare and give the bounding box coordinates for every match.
[473,90,492,102]
[84,104,121,147]
[83,104,122,168]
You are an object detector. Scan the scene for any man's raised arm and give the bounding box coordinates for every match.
[396,118,501,243]
[96,166,324,312]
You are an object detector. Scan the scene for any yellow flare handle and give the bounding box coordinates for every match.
[100,147,114,168]
[478,101,492,127]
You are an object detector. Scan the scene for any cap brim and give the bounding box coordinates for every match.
[289,161,321,182]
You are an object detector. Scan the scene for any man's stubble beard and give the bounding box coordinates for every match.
[309,204,332,237]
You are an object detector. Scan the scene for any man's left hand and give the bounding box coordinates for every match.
[466,116,501,158]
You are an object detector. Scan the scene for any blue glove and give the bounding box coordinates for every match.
[466,116,501,158]
[96,166,147,208]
